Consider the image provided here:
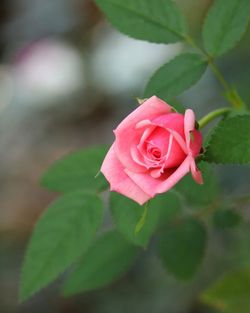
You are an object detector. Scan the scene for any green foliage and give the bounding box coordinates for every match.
[19,0,250,302]
[110,191,181,247]
[144,53,207,101]
[158,217,207,280]
[41,146,108,193]
[175,162,219,208]
[205,114,250,164]
[95,0,187,44]
[63,230,138,296]
[213,209,242,229]
[203,0,250,57]
[201,268,250,313]
[151,191,182,229]
[20,192,103,301]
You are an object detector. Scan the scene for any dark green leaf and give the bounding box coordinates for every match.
[20,192,103,301]
[110,192,181,247]
[213,209,242,229]
[63,230,138,295]
[144,53,207,100]
[201,268,250,313]
[110,193,159,247]
[203,0,250,56]
[41,146,108,192]
[151,191,182,228]
[205,114,250,164]
[175,162,219,207]
[158,217,207,280]
[95,0,187,44]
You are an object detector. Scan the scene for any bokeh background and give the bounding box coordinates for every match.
[0,0,250,312]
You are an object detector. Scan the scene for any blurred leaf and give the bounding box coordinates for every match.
[110,191,181,247]
[213,209,242,229]
[41,146,108,193]
[168,99,186,113]
[144,53,207,100]
[110,193,159,247]
[63,230,138,296]
[158,217,207,280]
[203,0,250,56]
[233,224,250,268]
[20,192,103,301]
[152,191,182,228]
[205,114,250,164]
[175,162,219,207]
[95,0,187,44]
[201,268,250,313]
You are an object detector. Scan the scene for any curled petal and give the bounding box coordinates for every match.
[190,158,203,184]
[101,144,151,205]
[167,128,188,154]
[184,109,202,157]
[184,109,195,151]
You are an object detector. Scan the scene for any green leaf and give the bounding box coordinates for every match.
[205,114,250,164]
[213,209,242,229]
[175,162,219,207]
[201,268,250,313]
[158,217,207,280]
[110,192,181,247]
[63,230,138,296]
[168,99,186,113]
[202,0,250,57]
[144,53,207,101]
[110,193,159,247]
[41,146,108,192]
[151,191,182,228]
[95,0,187,44]
[20,191,103,301]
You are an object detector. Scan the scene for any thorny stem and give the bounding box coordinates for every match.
[198,107,231,129]
[193,193,250,220]
[184,35,246,109]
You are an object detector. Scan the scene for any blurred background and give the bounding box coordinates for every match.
[0,0,250,312]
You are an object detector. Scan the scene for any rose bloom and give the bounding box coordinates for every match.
[101,96,203,205]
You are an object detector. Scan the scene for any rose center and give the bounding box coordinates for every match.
[148,146,161,159]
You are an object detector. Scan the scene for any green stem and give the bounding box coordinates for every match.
[184,36,245,109]
[198,107,231,129]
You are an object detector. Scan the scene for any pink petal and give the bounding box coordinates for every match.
[184,109,202,157]
[190,158,203,184]
[152,113,185,134]
[167,129,188,154]
[114,96,172,172]
[101,144,151,205]
[125,156,192,197]
[184,109,195,150]
[190,130,203,157]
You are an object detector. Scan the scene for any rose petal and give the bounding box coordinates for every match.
[184,109,195,151]
[167,129,188,154]
[190,158,203,184]
[114,96,172,172]
[125,156,192,197]
[152,113,185,134]
[101,144,151,205]
[190,130,202,157]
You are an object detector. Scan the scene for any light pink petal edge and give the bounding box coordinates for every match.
[101,144,151,205]
[184,109,195,152]
[190,158,203,184]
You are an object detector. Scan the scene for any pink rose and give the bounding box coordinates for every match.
[101,96,203,205]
